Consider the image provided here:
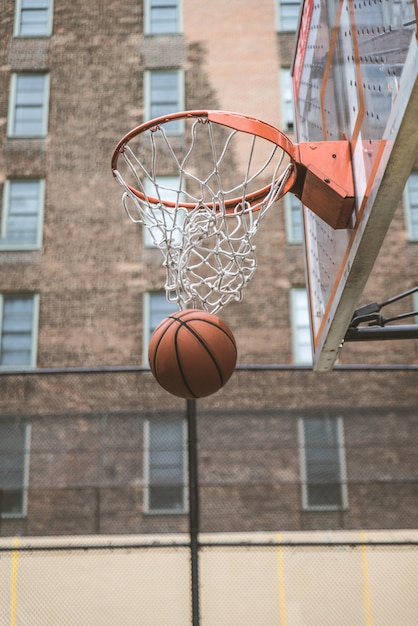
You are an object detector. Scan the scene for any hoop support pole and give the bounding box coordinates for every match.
[345,324,418,341]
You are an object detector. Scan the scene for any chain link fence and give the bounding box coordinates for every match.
[0,535,417,625]
[1,366,418,624]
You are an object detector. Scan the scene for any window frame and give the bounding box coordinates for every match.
[142,176,186,248]
[0,293,39,369]
[0,422,31,518]
[403,172,418,241]
[290,287,312,365]
[285,193,303,244]
[280,67,294,133]
[1,179,45,250]
[143,418,188,514]
[144,69,184,134]
[414,291,418,358]
[14,0,54,37]
[299,416,348,511]
[276,0,301,32]
[144,0,181,35]
[7,73,50,138]
[143,291,176,365]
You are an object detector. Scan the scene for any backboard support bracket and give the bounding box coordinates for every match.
[344,286,418,341]
[293,140,355,229]
[345,325,418,341]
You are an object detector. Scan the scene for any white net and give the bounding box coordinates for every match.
[113,115,293,313]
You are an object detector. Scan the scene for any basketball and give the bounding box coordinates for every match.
[148,309,237,399]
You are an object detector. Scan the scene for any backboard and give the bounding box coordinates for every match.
[292,0,418,370]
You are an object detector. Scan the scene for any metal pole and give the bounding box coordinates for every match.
[345,324,418,341]
[187,398,200,626]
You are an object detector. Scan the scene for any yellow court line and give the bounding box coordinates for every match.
[10,537,19,626]
[276,532,287,626]
[360,531,373,626]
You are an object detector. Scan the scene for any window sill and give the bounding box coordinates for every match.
[303,506,348,512]
[143,509,188,516]
[0,244,41,251]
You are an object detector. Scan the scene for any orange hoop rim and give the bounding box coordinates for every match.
[111,110,298,211]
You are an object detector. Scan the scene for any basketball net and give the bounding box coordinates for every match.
[112,111,294,314]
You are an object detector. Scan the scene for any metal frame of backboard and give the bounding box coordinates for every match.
[293,0,418,371]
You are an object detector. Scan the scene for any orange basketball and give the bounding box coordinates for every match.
[148,309,237,399]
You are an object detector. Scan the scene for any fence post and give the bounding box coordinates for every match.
[187,399,200,626]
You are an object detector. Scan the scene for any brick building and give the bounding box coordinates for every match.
[0,0,417,537]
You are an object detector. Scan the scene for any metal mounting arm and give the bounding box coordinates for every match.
[345,287,418,341]
[292,140,356,229]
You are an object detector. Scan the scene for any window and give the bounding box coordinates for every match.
[1,180,44,249]
[14,0,53,37]
[276,0,301,32]
[300,417,347,509]
[145,0,180,34]
[290,288,312,364]
[0,294,39,368]
[8,73,50,137]
[285,193,303,243]
[404,172,418,240]
[280,68,294,132]
[143,176,186,247]
[144,70,184,133]
[0,422,30,517]
[143,291,175,364]
[144,418,187,513]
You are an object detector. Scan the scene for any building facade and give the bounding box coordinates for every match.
[1,0,418,537]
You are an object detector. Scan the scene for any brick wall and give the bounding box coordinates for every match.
[1,369,417,536]
[1,1,417,368]
[1,1,417,538]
